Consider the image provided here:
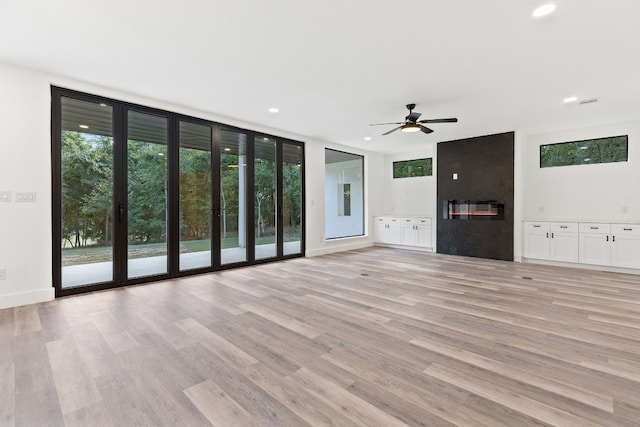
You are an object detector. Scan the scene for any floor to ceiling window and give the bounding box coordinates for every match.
[283,143,303,255]
[52,87,305,296]
[220,129,248,265]
[179,120,213,271]
[324,148,364,239]
[59,97,115,288]
[254,136,277,260]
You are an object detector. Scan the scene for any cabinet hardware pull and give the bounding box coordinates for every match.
[551,232,554,238]
[560,226,568,229]
[613,236,616,242]
[546,232,549,238]
[606,236,609,242]
[624,228,632,231]
[533,225,541,228]
[590,227,599,230]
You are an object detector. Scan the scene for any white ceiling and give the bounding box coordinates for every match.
[1,0,640,154]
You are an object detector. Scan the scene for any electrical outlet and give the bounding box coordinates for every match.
[0,269,6,280]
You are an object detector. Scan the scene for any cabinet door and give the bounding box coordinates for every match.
[416,224,432,248]
[401,218,416,246]
[374,217,389,243]
[579,223,611,265]
[549,223,579,263]
[388,218,402,244]
[579,233,610,265]
[611,225,640,268]
[549,232,579,263]
[523,222,550,259]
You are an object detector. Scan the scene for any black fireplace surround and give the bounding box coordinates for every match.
[436,131,514,261]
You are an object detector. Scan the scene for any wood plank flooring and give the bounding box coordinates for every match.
[2,247,640,426]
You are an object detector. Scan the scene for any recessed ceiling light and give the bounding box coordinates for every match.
[79,124,89,129]
[364,137,372,141]
[563,96,578,103]
[268,107,279,114]
[224,148,231,151]
[533,3,556,17]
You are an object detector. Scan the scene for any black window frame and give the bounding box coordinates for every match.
[393,158,433,178]
[539,135,628,168]
[52,86,305,297]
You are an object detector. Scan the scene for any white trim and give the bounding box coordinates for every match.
[306,241,373,257]
[522,258,640,276]
[0,287,55,309]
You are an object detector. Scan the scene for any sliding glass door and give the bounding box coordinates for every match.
[59,97,115,288]
[127,111,170,279]
[179,121,213,271]
[221,129,248,265]
[254,137,277,260]
[53,87,304,296]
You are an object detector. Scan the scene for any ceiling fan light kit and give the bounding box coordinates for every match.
[370,103,458,136]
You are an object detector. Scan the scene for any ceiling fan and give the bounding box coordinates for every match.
[370,103,458,135]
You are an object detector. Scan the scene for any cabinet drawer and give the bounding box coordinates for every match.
[551,223,578,233]
[611,224,640,236]
[415,217,431,226]
[579,223,611,234]
[525,222,550,232]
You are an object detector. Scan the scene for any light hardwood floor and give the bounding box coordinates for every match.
[2,247,640,426]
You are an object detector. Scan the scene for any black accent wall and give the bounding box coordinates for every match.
[437,131,514,261]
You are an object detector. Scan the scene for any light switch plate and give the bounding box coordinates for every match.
[15,191,36,202]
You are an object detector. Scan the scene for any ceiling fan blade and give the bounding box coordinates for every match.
[382,125,403,135]
[407,111,422,122]
[419,118,458,124]
[419,125,434,134]
[370,122,404,126]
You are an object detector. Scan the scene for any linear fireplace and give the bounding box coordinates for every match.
[443,200,504,220]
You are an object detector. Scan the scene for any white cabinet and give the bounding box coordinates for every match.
[525,221,640,271]
[579,223,611,265]
[579,223,640,268]
[524,222,550,259]
[375,216,432,250]
[549,223,579,263]
[610,225,640,269]
[374,216,401,245]
[523,222,578,262]
[400,217,432,248]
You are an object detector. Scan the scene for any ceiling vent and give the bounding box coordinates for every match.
[579,97,599,105]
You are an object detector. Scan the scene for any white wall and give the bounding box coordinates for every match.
[380,145,436,217]
[523,120,640,222]
[0,61,383,308]
[0,64,54,308]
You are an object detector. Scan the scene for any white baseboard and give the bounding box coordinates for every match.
[306,240,374,257]
[0,287,55,310]
[522,257,640,275]
[374,243,433,252]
